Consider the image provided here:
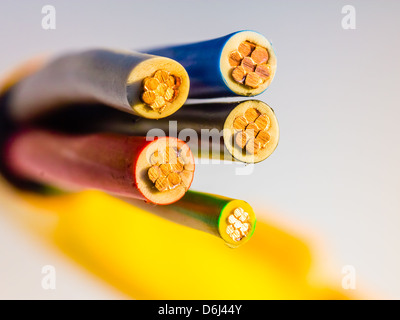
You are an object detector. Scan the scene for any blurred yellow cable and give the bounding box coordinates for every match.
[8,189,350,300]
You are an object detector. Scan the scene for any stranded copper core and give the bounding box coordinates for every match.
[142,70,181,112]
[233,108,271,155]
[148,146,194,192]
[226,207,251,242]
[228,41,271,89]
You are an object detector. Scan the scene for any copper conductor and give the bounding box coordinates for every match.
[255,130,270,147]
[245,72,262,88]
[254,114,270,131]
[244,108,261,122]
[164,87,175,102]
[233,107,272,155]
[238,41,255,57]
[141,91,156,105]
[152,96,166,111]
[251,47,269,64]
[229,41,271,89]
[160,163,172,176]
[245,122,259,133]
[147,146,192,192]
[226,207,251,242]
[155,176,169,192]
[142,70,181,112]
[165,75,176,87]
[255,64,271,80]
[235,131,249,149]
[154,70,169,83]
[155,83,168,96]
[233,116,247,131]
[229,51,242,67]
[144,78,159,91]
[167,172,181,186]
[148,166,161,183]
[241,57,256,73]
[231,66,246,83]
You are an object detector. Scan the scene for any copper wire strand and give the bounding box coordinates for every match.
[142,70,181,113]
[147,146,192,192]
[229,41,271,89]
[232,107,272,155]
[226,207,251,242]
